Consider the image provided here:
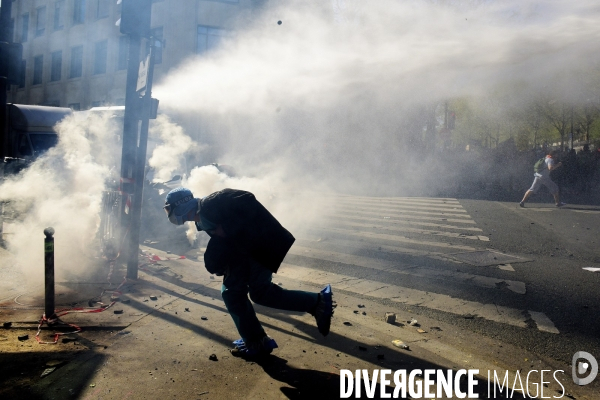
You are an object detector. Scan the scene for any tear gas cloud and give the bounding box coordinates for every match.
[2,0,600,287]
[155,0,600,196]
[0,113,120,286]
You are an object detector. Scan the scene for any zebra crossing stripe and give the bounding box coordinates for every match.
[328,195,461,205]
[316,226,478,251]
[327,219,488,241]
[336,198,467,211]
[528,311,560,334]
[326,208,478,225]
[325,214,484,232]
[289,245,526,294]
[331,203,471,218]
[278,263,554,332]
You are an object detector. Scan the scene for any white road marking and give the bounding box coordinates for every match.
[529,311,560,334]
[327,214,483,232]
[297,195,555,332]
[278,264,534,329]
[328,220,487,241]
[317,226,478,251]
[320,194,461,205]
[336,197,466,210]
[331,203,470,218]
[498,264,515,272]
[326,208,478,224]
[289,246,526,294]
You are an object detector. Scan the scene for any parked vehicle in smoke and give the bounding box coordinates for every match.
[0,104,72,178]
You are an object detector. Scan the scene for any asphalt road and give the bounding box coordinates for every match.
[284,195,600,369]
[2,192,600,399]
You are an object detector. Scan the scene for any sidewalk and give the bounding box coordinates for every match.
[0,244,597,399]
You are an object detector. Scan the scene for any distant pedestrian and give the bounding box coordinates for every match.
[163,187,334,357]
[520,149,566,207]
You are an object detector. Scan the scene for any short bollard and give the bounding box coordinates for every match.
[44,227,56,320]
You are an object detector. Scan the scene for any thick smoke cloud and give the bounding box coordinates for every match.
[0,113,119,285]
[155,0,600,195]
[0,113,197,286]
[2,0,599,287]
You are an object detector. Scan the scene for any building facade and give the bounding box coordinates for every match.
[6,0,257,110]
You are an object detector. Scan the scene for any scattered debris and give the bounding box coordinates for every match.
[362,311,367,315]
[358,346,367,351]
[198,392,209,396]
[209,354,218,361]
[416,329,426,334]
[408,319,418,326]
[201,316,208,321]
[343,322,353,326]
[353,310,359,314]
[392,340,409,350]
[185,308,190,312]
[385,313,396,324]
[210,276,215,280]
[114,310,124,314]
[463,314,475,319]
[357,304,365,308]
[2,322,12,328]
[150,295,158,301]
[46,360,63,367]
[430,326,442,331]
[90,383,96,388]
[110,296,120,301]
[18,334,29,341]
[40,367,56,378]
[121,299,131,304]
[277,282,283,286]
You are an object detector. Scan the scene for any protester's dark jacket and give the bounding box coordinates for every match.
[200,188,295,274]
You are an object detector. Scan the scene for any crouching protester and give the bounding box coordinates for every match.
[164,187,334,358]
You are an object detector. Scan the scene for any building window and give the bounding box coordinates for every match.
[18,60,26,88]
[117,35,128,70]
[73,0,86,25]
[151,27,163,64]
[51,51,62,82]
[197,25,229,54]
[36,7,46,36]
[54,1,65,30]
[68,103,81,111]
[33,55,44,85]
[70,45,83,78]
[94,40,107,75]
[21,14,29,42]
[97,0,109,19]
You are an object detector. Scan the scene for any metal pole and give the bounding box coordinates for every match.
[44,227,56,320]
[119,33,142,262]
[127,39,157,279]
[0,0,14,161]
